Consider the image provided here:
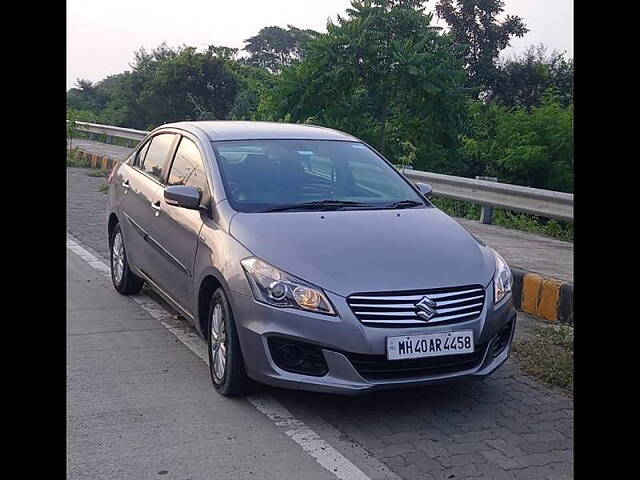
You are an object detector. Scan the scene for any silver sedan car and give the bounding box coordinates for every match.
[106,121,516,396]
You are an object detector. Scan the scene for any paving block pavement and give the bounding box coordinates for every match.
[270,365,573,479]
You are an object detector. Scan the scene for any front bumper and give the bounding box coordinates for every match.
[230,288,517,395]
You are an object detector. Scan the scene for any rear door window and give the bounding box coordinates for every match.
[141,134,177,181]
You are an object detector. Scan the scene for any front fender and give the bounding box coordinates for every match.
[192,218,254,333]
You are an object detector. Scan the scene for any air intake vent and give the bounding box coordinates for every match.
[347,285,485,328]
[345,343,488,380]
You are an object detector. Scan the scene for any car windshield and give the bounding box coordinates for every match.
[212,139,427,213]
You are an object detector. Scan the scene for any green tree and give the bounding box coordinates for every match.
[228,63,276,119]
[113,43,241,129]
[435,0,528,91]
[156,45,236,125]
[243,25,318,73]
[261,0,468,169]
[66,42,274,128]
[490,44,573,109]
[67,78,101,111]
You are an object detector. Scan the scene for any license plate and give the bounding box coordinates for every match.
[387,331,474,360]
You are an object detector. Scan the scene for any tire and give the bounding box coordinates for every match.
[109,223,144,295]
[207,288,252,396]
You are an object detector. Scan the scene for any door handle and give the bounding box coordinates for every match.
[122,179,130,189]
[151,200,162,211]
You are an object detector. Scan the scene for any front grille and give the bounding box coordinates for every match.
[347,285,486,328]
[345,343,488,381]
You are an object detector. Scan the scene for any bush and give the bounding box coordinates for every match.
[66,148,89,167]
[460,93,573,192]
[430,196,480,220]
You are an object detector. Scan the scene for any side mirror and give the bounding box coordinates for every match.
[164,185,201,210]
[416,182,433,199]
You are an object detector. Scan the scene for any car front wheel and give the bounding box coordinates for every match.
[208,288,252,396]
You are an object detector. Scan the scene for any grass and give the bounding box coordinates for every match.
[513,323,574,394]
[88,169,110,177]
[66,147,90,167]
[430,196,574,241]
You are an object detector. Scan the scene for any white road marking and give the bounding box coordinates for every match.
[66,235,373,480]
[66,238,111,275]
[247,395,371,480]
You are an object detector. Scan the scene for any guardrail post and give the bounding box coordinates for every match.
[475,176,497,224]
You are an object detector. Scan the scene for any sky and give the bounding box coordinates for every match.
[66,0,573,90]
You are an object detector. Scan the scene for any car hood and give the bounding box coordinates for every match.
[229,207,496,297]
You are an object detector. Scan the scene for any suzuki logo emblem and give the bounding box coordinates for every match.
[415,296,437,320]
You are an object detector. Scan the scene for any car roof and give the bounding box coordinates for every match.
[159,121,359,142]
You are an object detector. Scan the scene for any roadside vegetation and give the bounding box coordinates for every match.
[67,0,573,233]
[88,169,110,177]
[67,148,89,168]
[513,323,574,394]
[431,196,573,241]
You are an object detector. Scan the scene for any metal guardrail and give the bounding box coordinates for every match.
[71,121,148,142]
[402,169,573,222]
[69,121,574,223]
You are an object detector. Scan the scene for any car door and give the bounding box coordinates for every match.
[118,132,179,278]
[144,135,209,315]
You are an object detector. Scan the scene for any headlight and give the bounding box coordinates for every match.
[240,257,335,315]
[492,248,513,303]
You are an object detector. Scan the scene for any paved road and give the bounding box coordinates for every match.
[67,166,573,479]
[69,139,574,283]
[456,220,572,284]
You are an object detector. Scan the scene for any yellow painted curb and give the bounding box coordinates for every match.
[538,278,562,321]
[521,273,542,316]
[521,273,564,322]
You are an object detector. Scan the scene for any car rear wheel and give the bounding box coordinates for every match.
[207,288,252,396]
[109,223,144,295]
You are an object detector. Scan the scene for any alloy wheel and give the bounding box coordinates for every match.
[210,303,227,381]
[112,232,124,284]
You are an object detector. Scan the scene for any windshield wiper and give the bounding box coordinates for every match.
[382,199,424,209]
[259,200,374,212]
